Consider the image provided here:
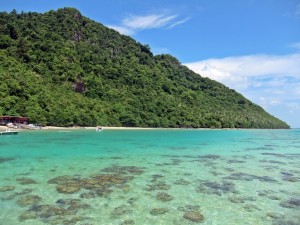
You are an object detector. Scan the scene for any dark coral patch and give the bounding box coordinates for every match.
[225,172,277,183]
[0,157,15,163]
[16,195,42,206]
[16,177,37,185]
[156,192,174,202]
[150,208,169,215]
[111,205,133,218]
[145,180,171,191]
[197,180,237,196]
[48,167,140,196]
[0,186,15,192]
[280,198,300,208]
[101,165,145,175]
[183,211,204,223]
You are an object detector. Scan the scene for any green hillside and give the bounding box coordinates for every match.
[0,8,289,128]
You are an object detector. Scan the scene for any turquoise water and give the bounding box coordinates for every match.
[0,129,300,225]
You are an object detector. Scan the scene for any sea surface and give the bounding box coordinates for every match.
[0,129,299,225]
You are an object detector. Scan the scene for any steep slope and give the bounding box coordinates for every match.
[0,8,289,128]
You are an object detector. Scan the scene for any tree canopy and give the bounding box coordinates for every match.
[0,8,289,128]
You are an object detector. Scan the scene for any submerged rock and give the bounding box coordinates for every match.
[18,211,37,221]
[267,195,281,201]
[56,183,81,194]
[121,219,135,225]
[266,212,285,220]
[29,204,68,218]
[228,196,246,204]
[145,181,171,191]
[15,188,33,196]
[225,172,277,183]
[197,180,237,196]
[48,171,136,196]
[0,185,15,192]
[177,205,201,212]
[257,189,276,197]
[280,198,300,208]
[150,208,169,215]
[16,177,37,185]
[80,191,97,199]
[183,211,204,223]
[48,175,76,184]
[101,165,145,175]
[243,204,260,212]
[174,179,190,185]
[228,196,255,204]
[127,197,138,204]
[156,192,174,202]
[282,176,299,182]
[111,205,133,218]
[0,157,15,163]
[16,195,42,206]
[56,198,90,212]
[197,155,220,159]
[94,187,113,197]
[227,159,246,164]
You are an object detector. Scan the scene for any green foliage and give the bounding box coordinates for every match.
[0,8,290,129]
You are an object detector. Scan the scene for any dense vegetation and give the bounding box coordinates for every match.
[0,8,289,128]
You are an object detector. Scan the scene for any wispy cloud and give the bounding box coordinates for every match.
[107,25,134,36]
[184,54,300,90]
[168,17,191,29]
[184,54,300,127]
[123,14,177,30]
[296,3,300,17]
[107,13,190,35]
[290,42,300,50]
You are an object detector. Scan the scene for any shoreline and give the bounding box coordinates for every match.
[0,125,292,131]
[0,125,223,131]
[0,125,176,131]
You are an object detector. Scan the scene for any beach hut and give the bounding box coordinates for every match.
[0,116,29,125]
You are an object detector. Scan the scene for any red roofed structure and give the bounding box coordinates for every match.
[0,116,29,125]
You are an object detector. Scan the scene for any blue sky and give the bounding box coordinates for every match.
[1,0,300,127]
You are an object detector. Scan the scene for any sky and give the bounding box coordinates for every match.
[1,0,300,128]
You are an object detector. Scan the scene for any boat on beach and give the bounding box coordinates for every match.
[0,129,19,135]
[96,126,103,132]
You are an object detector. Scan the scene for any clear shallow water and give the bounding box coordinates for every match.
[0,129,300,225]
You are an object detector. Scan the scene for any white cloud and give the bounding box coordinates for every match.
[290,42,300,50]
[107,25,134,35]
[107,13,190,35]
[184,54,300,127]
[296,3,300,17]
[168,17,191,29]
[287,102,300,110]
[184,54,300,91]
[123,14,177,30]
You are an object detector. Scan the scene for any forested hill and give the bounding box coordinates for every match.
[0,8,289,128]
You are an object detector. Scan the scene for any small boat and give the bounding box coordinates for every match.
[20,124,42,130]
[0,129,19,135]
[96,126,103,132]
